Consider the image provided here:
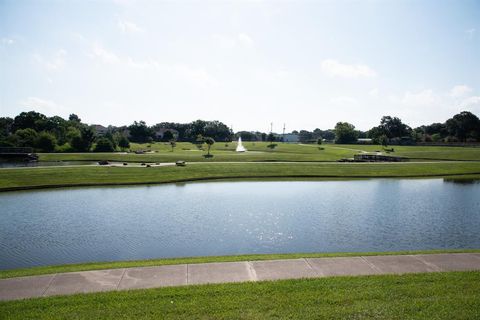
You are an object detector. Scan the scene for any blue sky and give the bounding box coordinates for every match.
[1,0,479,131]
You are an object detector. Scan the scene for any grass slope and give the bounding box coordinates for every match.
[1,162,480,191]
[1,271,479,319]
[36,142,480,163]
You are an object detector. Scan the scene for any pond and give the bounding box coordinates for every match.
[0,161,97,168]
[1,179,479,270]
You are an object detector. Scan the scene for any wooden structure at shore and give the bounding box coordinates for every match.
[0,147,38,161]
[353,153,407,162]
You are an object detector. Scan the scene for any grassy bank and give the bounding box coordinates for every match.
[1,271,479,319]
[1,162,480,192]
[36,142,480,162]
[1,249,479,279]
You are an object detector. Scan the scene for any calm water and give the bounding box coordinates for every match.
[1,180,479,270]
[0,161,97,168]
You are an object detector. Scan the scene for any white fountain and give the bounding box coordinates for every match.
[236,136,247,152]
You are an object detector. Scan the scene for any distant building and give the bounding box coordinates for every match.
[283,133,299,143]
[357,138,373,144]
[92,124,108,136]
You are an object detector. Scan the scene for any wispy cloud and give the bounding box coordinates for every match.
[211,33,254,49]
[89,43,121,64]
[450,84,472,97]
[321,59,377,78]
[465,28,475,39]
[1,37,14,45]
[117,18,145,34]
[33,49,67,71]
[329,96,358,106]
[19,97,65,115]
[88,42,218,87]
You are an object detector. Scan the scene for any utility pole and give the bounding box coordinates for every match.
[270,122,273,133]
[282,123,286,143]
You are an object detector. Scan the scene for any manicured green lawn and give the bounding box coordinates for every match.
[1,162,480,191]
[36,142,480,162]
[1,271,479,319]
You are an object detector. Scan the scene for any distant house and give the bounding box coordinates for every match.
[283,133,299,143]
[357,138,373,144]
[154,128,178,141]
[92,124,108,136]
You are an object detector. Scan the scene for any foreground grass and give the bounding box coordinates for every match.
[1,271,479,319]
[2,249,479,279]
[1,162,480,191]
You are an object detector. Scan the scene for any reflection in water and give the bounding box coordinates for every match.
[0,179,479,270]
[443,178,480,185]
[0,161,97,168]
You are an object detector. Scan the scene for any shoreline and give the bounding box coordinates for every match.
[1,171,480,193]
[2,249,479,280]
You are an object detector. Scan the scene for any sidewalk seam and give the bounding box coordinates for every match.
[247,261,258,281]
[186,264,189,285]
[116,268,127,290]
[360,256,382,273]
[411,255,443,272]
[303,258,323,276]
[42,273,57,297]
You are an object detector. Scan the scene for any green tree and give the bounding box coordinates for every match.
[93,138,115,152]
[68,114,81,123]
[14,128,38,147]
[379,116,412,138]
[204,137,215,156]
[334,122,358,144]
[13,111,47,132]
[71,126,95,151]
[267,133,275,144]
[0,117,14,139]
[162,130,174,142]
[128,121,153,143]
[35,131,57,152]
[118,135,130,151]
[170,140,177,152]
[446,111,480,142]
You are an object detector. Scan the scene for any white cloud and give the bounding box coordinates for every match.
[88,43,218,87]
[466,28,475,39]
[237,33,254,48]
[321,59,377,78]
[450,84,472,97]
[117,18,145,34]
[211,33,254,49]
[329,96,358,106]
[33,49,67,71]
[19,97,65,115]
[90,43,121,64]
[1,37,14,45]
[460,96,480,108]
[400,89,438,107]
[369,88,379,98]
[211,34,236,49]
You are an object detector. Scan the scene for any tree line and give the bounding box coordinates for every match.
[0,112,234,152]
[334,111,480,145]
[0,110,479,152]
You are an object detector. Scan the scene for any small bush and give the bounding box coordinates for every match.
[93,138,114,152]
[56,143,74,153]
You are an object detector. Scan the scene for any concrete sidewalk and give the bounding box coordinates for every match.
[1,253,480,301]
